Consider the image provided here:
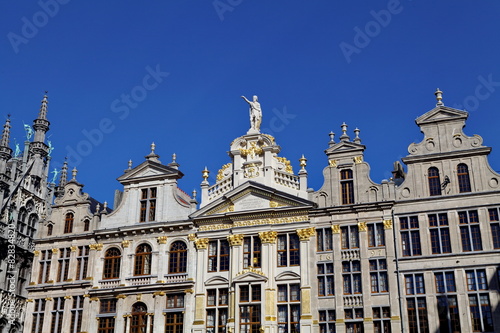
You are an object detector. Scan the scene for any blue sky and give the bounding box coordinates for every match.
[1,1,500,206]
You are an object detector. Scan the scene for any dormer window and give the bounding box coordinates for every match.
[340,169,354,205]
[139,188,157,222]
[428,167,442,196]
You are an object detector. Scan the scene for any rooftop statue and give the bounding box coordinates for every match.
[241,95,262,133]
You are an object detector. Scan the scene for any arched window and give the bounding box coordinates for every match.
[457,164,471,193]
[64,213,74,233]
[134,244,152,276]
[169,241,187,274]
[340,169,354,205]
[83,219,90,232]
[28,214,37,238]
[47,224,53,236]
[17,208,27,234]
[428,167,442,196]
[103,248,121,279]
[130,302,148,333]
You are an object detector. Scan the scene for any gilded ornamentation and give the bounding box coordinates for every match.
[45,297,53,301]
[51,248,59,254]
[383,219,393,229]
[296,227,316,241]
[152,291,165,297]
[89,297,99,302]
[243,163,260,178]
[331,224,340,234]
[136,294,142,301]
[89,243,103,251]
[185,289,194,294]
[26,299,33,303]
[259,231,278,244]
[353,156,363,164]
[236,266,266,277]
[269,200,286,208]
[328,159,338,167]
[240,141,263,159]
[29,282,36,286]
[121,240,130,248]
[33,250,40,257]
[187,233,197,241]
[70,246,77,252]
[274,156,294,173]
[227,234,244,246]
[218,204,235,213]
[216,163,232,181]
[194,238,209,250]
[157,236,167,244]
[357,222,367,232]
[198,215,309,231]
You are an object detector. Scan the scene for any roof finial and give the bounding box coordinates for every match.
[172,153,176,163]
[340,122,350,142]
[353,127,361,144]
[435,88,444,106]
[145,142,160,162]
[1,116,11,148]
[71,167,78,180]
[128,159,133,169]
[39,92,49,120]
[151,142,156,154]
[299,154,307,170]
[202,167,209,181]
[59,158,68,186]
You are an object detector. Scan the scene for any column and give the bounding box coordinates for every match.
[89,243,103,288]
[259,230,278,332]
[61,295,73,332]
[227,233,244,332]
[192,237,209,331]
[357,222,373,332]
[115,294,128,333]
[156,236,167,281]
[152,292,166,330]
[296,227,316,333]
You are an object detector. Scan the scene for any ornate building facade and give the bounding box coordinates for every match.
[22,91,500,333]
[0,95,53,333]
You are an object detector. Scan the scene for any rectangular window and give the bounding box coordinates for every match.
[206,288,228,333]
[341,225,359,249]
[344,309,363,332]
[208,239,230,272]
[75,246,89,281]
[243,236,261,268]
[70,296,83,333]
[317,227,333,252]
[139,187,157,222]
[434,272,456,293]
[400,216,421,256]
[239,284,261,333]
[466,269,488,291]
[437,296,460,333]
[407,298,429,333]
[342,261,362,295]
[370,259,388,293]
[57,248,71,282]
[469,294,494,332]
[277,233,300,267]
[368,222,385,247]
[405,274,425,295]
[98,299,117,333]
[318,309,336,333]
[38,250,52,284]
[50,297,64,333]
[277,284,300,333]
[340,169,354,205]
[459,210,483,251]
[488,208,500,249]
[373,307,391,333]
[318,263,334,297]
[31,299,46,333]
[166,294,185,308]
[428,213,451,254]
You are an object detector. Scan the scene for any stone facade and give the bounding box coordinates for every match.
[22,93,500,333]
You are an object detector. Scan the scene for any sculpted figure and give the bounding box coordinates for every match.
[24,124,33,140]
[241,95,262,132]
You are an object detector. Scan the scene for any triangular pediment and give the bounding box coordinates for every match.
[232,268,268,282]
[117,160,183,184]
[325,140,365,155]
[416,106,468,125]
[191,181,314,218]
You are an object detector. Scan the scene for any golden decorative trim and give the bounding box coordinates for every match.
[301,315,313,320]
[391,316,400,320]
[239,141,263,158]
[216,163,232,181]
[265,316,277,321]
[136,294,142,301]
[89,243,103,251]
[84,276,93,280]
[274,156,293,173]
[51,248,59,254]
[45,297,53,301]
[121,240,130,248]
[83,294,90,298]
[157,236,167,244]
[296,227,315,241]
[236,267,266,277]
[96,317,100,321]
[116,294,127,299]
[29,282,36,286]
[364,317,373,322]
[70,246,77,252]
[26,299,33,303]
[64,278,73,282]
[336,319,344,323]
[331,224,340,234]
[227,318,235,323]
[328,159,338,167]
[269,200,286,208]
[47,280,54,283]
[187,233,197,241]
[64,296,72,300]
[194,238,209,250]
[146,312,154,316]
[313,320,318,324]
[156,280,166,283]
[152,291,165,297]
[259,231,278,244]
[227,234,244,246]
[353,156,363,164]
[383,219,393,229]
[193,320,205,325]
[185,289,194,294]
[92,286,99,289]
[357,222,367,232]
[33,250,40,257]
[89,297,99,302]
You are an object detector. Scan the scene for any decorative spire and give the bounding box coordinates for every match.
[299,155,307,170]
[1,116,11,148]
[39,92,49,120]
[145,142,160,162]
[71,167,78,180]
[202,167,209,181]
[435,88,444,106]
[340,122,350,142]
[32,92,50,148]
[168,153,179,169]
[329,131,335,143]
[353,127,361,144]
[192,189,197,199]
[128,159,132,169]
[59,159,68,186]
